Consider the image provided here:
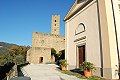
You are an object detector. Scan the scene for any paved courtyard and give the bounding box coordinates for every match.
[22,64,82,80]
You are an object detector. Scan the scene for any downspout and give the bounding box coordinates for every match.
[110,0,120,77]
[96,0,103,77]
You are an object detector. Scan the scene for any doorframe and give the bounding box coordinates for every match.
[76,43,86,68]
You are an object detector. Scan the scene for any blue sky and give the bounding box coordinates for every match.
[0,0,75,46]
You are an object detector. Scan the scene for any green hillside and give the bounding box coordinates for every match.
[0,42,30,66]
[0,42,18,54]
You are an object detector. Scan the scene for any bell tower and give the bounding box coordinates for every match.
[51,15,60,35]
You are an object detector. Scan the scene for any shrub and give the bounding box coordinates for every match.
[80,61,95,71]
[59,59,68,67]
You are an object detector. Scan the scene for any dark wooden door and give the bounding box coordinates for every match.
[78,45,85,65]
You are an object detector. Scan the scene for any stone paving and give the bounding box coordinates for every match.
[22,64,83,80]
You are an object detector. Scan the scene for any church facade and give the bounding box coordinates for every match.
[64,0,120,79]
[27,15,65,64]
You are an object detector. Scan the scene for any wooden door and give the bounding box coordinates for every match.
[78,45,85,65]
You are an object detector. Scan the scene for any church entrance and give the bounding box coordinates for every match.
[78,45,85,65]
[39,57,43,63]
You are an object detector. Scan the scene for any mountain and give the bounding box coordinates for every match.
[0,42,18,48]
[0,42,19,54]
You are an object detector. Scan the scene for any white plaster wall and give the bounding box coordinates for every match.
[113,0,120,63]
[65,20,77,68]
[65,21,70,69]
[103,0,119,79]
[65,1,101,69]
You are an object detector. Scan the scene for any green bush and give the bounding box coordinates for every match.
[80,61,95,71]
[59,59,68,67]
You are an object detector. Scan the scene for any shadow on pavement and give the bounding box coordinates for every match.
[18,65,24,77]
[16,63,31,80]
[70,68,84,75]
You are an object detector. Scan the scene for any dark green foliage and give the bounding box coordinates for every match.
[58,50,65,60]
[59,59,68,67]
[51,48,65,66]
[51,48,56,56]
[79,61,96,71]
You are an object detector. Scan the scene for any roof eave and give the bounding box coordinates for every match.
[64,0,93,21]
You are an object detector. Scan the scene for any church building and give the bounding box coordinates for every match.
[27,15,65,64]
[64,0,120,79]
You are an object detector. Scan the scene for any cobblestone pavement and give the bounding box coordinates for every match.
[22,64,83,80]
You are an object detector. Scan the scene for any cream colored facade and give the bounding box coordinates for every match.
[27,15,65,64]
[64,0,120,79]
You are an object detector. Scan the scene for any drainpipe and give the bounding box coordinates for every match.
[96,0,103,77]
[110,0,120,77]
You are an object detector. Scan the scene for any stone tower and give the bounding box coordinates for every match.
[51,15,60,35]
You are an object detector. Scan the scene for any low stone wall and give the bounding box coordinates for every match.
[6,65,17,80]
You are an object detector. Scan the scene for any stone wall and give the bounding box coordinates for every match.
[27,47,51,64]
[27,15,65,64]
[27,48,32,63]
[6,65,17,80]
[32,32,65,53]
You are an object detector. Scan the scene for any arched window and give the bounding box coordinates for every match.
[75,23,85,35]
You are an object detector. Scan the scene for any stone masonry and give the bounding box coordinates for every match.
[27,15,65,64]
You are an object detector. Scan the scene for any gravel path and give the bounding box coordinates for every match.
[22,64,83,80]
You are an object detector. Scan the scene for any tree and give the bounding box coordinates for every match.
[14,54,25,64]
[51,48,56,56]
[0,45,30,66]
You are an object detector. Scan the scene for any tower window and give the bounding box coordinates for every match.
[55,24,56,26]
[55,20,56,22]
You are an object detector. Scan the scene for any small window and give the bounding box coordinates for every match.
[55,20,56,22]
[55,24,56,26]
